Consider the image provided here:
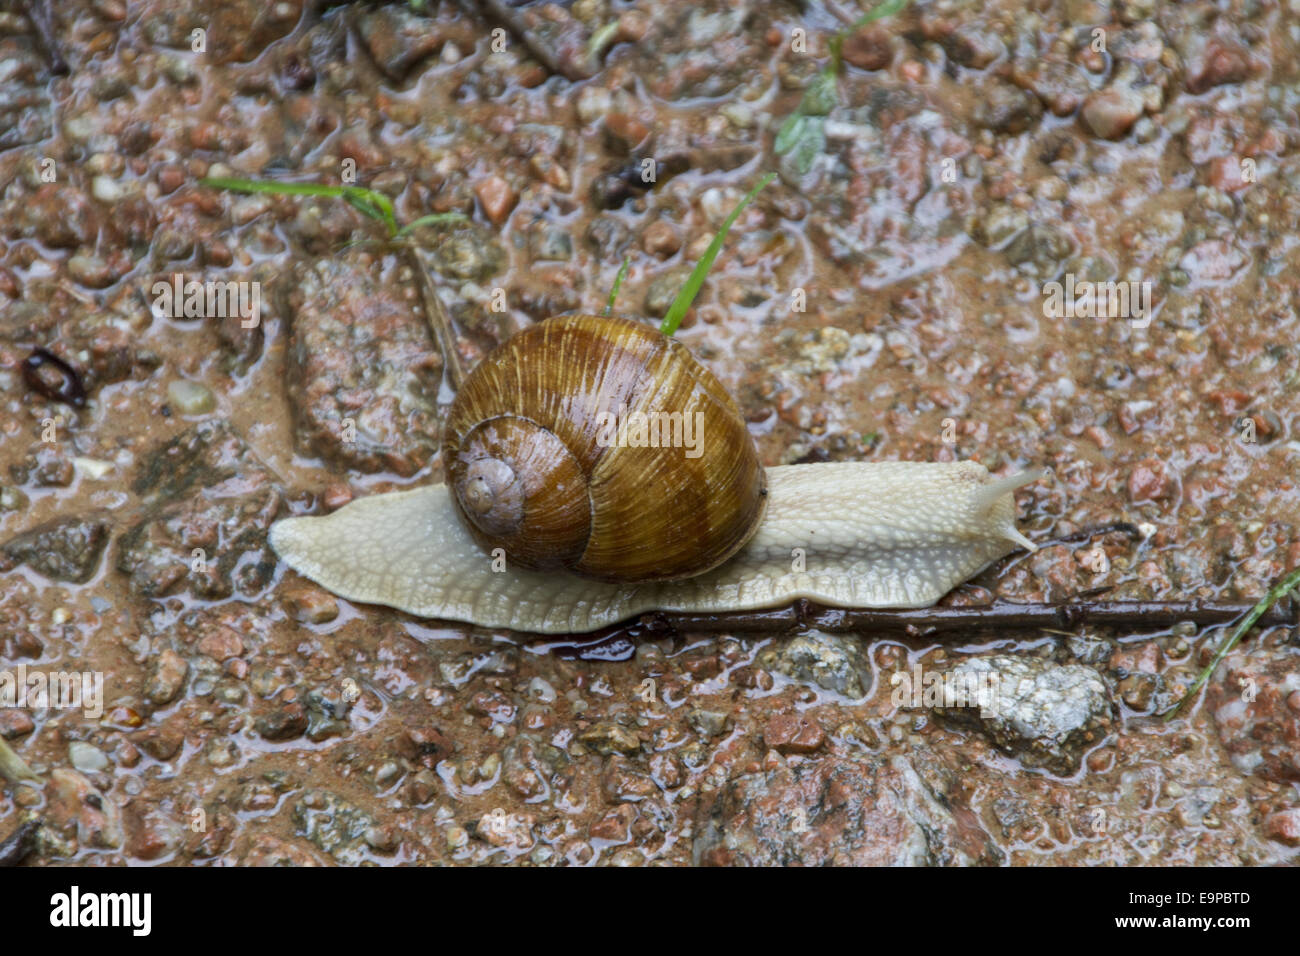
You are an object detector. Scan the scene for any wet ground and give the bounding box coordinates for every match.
[1,0,1299,865]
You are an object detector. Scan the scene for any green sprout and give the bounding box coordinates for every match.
[604,256,632,316]
[1163,565,1300,719]
[775,0,911,175]
[199,177,465,239]
[201,176,471,386]
[659,172,776,337]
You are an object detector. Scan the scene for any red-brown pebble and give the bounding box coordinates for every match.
[475,175,517,226]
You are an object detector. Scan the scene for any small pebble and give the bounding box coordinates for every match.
[283,585,340,624]
[69,741,109,773]
[167,379,216,415]
[91,175,128,202]
[575,86,613,123]
[474,176,517,226]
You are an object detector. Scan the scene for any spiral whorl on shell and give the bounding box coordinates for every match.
[442,314,767,582]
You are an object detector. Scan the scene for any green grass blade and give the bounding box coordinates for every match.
[395,212,469,238]
[200,177,398,236]
[200,177,348,198]
[604,257,632,316]
[343,187,396,236]
[659,172,775,337]
[344,193,387,225]
[775,113,809,154]
[1163,565,1300,719]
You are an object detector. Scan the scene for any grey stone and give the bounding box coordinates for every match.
[932,655,1114,774]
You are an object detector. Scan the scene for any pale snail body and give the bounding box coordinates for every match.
[270,461,1040,634]
[269,314,1044,635]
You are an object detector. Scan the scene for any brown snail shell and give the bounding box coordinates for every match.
[442,313,768,582]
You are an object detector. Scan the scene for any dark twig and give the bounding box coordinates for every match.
[0,818,37,867]
[1033,521,1144,546]
[631,597,1300,638]
[475,0,594,81]
[824,0,861,27]
[21,0,68,75]
[22,348,86,407]
[403,245,467,392]
[535,596,1299,660]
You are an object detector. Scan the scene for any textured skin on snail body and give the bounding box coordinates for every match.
[270,461,1042,635]
[442,314,766,582]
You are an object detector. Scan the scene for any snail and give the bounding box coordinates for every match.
[270,312,1046,634]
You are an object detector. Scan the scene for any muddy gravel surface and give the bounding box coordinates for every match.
[1,0,1299,865]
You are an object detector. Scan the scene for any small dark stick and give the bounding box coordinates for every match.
[22,348,87,407]
[632,597,1300,638]
[1033,521,1143,546]
[474,0,595,81]
[0,818,37,867]
[403,246,468,391]
[21,0,68,75]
